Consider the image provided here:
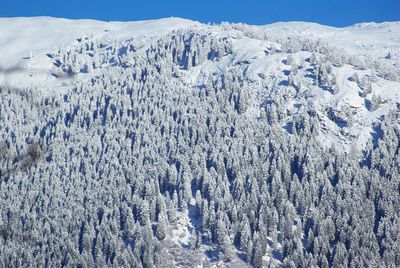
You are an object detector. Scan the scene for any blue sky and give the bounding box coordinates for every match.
[1,0,399,27]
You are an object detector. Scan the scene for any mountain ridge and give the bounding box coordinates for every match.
[1,17,399,152]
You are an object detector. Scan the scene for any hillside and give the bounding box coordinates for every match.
[0,17,399,267]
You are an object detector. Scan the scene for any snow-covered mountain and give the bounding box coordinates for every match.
[0,17,400,267]
[1,17,399,152]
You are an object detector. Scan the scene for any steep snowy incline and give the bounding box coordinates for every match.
[0,17,399,152]
[182,21,400,151]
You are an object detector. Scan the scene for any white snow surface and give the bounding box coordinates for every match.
[264,21,400,56]
[0,16,198,65]
[0,17,199,88]
[0,17,399,152]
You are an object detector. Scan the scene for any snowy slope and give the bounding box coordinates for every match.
[264,21,400,55]
[0,17,199,88]
[0,17,399,152]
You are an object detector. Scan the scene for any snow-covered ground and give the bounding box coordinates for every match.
[263,21,400,56]
[0,17,199,89]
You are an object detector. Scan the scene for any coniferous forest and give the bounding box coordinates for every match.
[0,20,400,267]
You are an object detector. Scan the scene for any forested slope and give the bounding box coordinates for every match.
[0,18,400,267]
